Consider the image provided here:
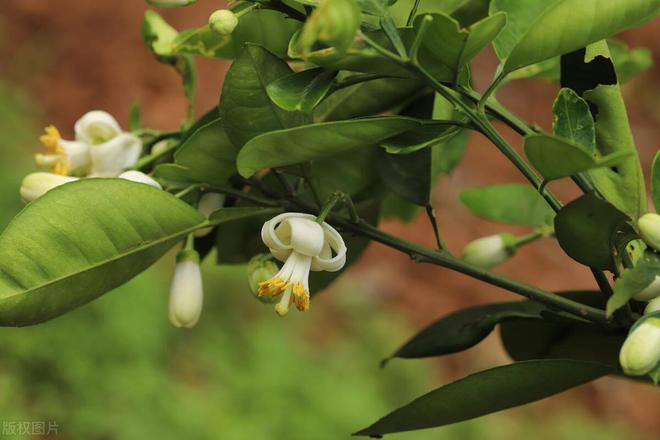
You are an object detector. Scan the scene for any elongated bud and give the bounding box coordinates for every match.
[633,275,660,301]
[209,9,239,35]
[619,317,660,376]
[147,0,198,7]
[638,213,660,252]
[646,297,660,315]
[169,250,203,328]
[119,170,163,189]
[248,254,281,303]
[20,172,78,202]
[194,193,225,237]
[462,233,515,269]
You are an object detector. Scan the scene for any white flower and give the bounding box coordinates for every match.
[87,126,142,177]
[169,250,204,328]
[209,9,239,35]
[147,0,198,7]
[194,193,226,237]
[259,212,347,316]
[638,213,660,252]
[619,317,660,376]
[36,126,91,175]
[633,275,660,301]
[462,234,514,269]
[74,110,122,145]
[118,171,162,189]
[20,172,78,202]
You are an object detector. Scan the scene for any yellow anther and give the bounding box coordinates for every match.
[258,278,288,297]
[40,126,63,153]
[292,282,310,312]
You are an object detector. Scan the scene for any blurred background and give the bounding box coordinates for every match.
[0,1,659,439]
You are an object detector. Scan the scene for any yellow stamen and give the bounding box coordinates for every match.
[38,125,69,175]
[258,278,288,297]
[292,282,310,312]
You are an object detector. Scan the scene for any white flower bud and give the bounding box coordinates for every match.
[638,213,660,252]
[633,275,660,301]
[248,254,281,303]
[619,317,660,376]
[118,171,163,189]
[147,0,198,8]
[194,193,225,237]
[462,234,514,269]
[169,250,203,328]
[645,297,660,315]
[20,172,78,202]
[209,9,239,35]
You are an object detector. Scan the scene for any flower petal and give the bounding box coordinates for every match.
[311,223,347,272]
[89,133,142,177]
[261,212,316,251]
[75,110,122,145]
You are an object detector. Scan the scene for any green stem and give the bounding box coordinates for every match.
[333,73,395,91]
[136,135,181,171]
[174,184,204,199]
[316,194,341,224]
[380,17,408,59]
[409,15,432,63]
[425,204,448,252]
[359,31,406,64]
[478,68,506,114]
[406,0,422,27]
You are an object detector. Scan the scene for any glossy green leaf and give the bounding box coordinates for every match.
[236,116,421,177]
[562,41,647,220]
[355,359,611,436]
[415,12,506,73]
[460,184,555,227]
[153,164,197,189]
[607,251,660,316]
[554,193,633,271]
[552,88,595,150]
[377,148,431,206]
[491,0,660,73]
[651,151,660,212]
[0,180,205,327]
[266,68,338,113]
[209,207,283,225]
[524,134,631,181]
[380,124,461,154]
[174,119,239,187]
[173,10,302,59]
[219,44,308,148]
[431,129,469,178]
[383,300,546,365]
[309,148,377,201]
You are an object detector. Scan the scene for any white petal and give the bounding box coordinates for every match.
[20,172,78,202]
[270,247,293,263]
[311,223,347,272]
[286,217,324,257]
[633,275,660,301]
[89,133,142,177]
[169,260,204,328]
[74,110,122,145]
[119,171,162,189]
[60,140,92,174]
[261,212,315,251]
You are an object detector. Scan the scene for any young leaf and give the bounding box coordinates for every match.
[491,0,660,73]
[143,10,178,58]
[266,68,338,113]
[174,119,239,187]
[552,88,595,150]
[380,124,461,154]
[355,360,612,436]
[236,116,421,177]
[651,151,660,212]
[0,180,205,327]
[524,134,631,181]
[383,300,546,365]
[460,184,555,227]
[554,193,634,271]
[219,44,308,148]
[377,148,432,206]
[607,251,660,316]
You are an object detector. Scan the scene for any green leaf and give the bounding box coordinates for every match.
[554,193,633,271]
[381,193,421,222]
[128,100,141,131]
[174,119,239,187]
[380,124,461,154]
[0,180,205,327]
[309,148,377,201]
[209,207,283,226]
[431,129,469,177]
[383,300,546,364]
[143,10,178,58]
[414,12,506,73]
[266,68,338,113]
[460,184,555,227]
[354,359,611,436]
[552,88,595,150]
[524,134,631,181]
[314,77,424,122]
[651,151,660,212]
[219,44,308,148]
[377,148,431,206]
[173,10,302,59]
[236,116,421,177]
[357,0,392,16]
[491,0,660,73]
[562,41,647,220]
[607,251,660,316]
[153,164,197,189]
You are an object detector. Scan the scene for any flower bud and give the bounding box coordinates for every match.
[169,250,203,328]
[20,172,78,202]
[619,317,660,376]
[247,254,281,303]
[462,233,515,269]
[633,275,660,301]
[118,170,163,189]
[645,297,660,315]
[209,9,239,35]
[194,193,225,238]
[147,0,198,8]
[298,0,361,55]
[638,213,660,252]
